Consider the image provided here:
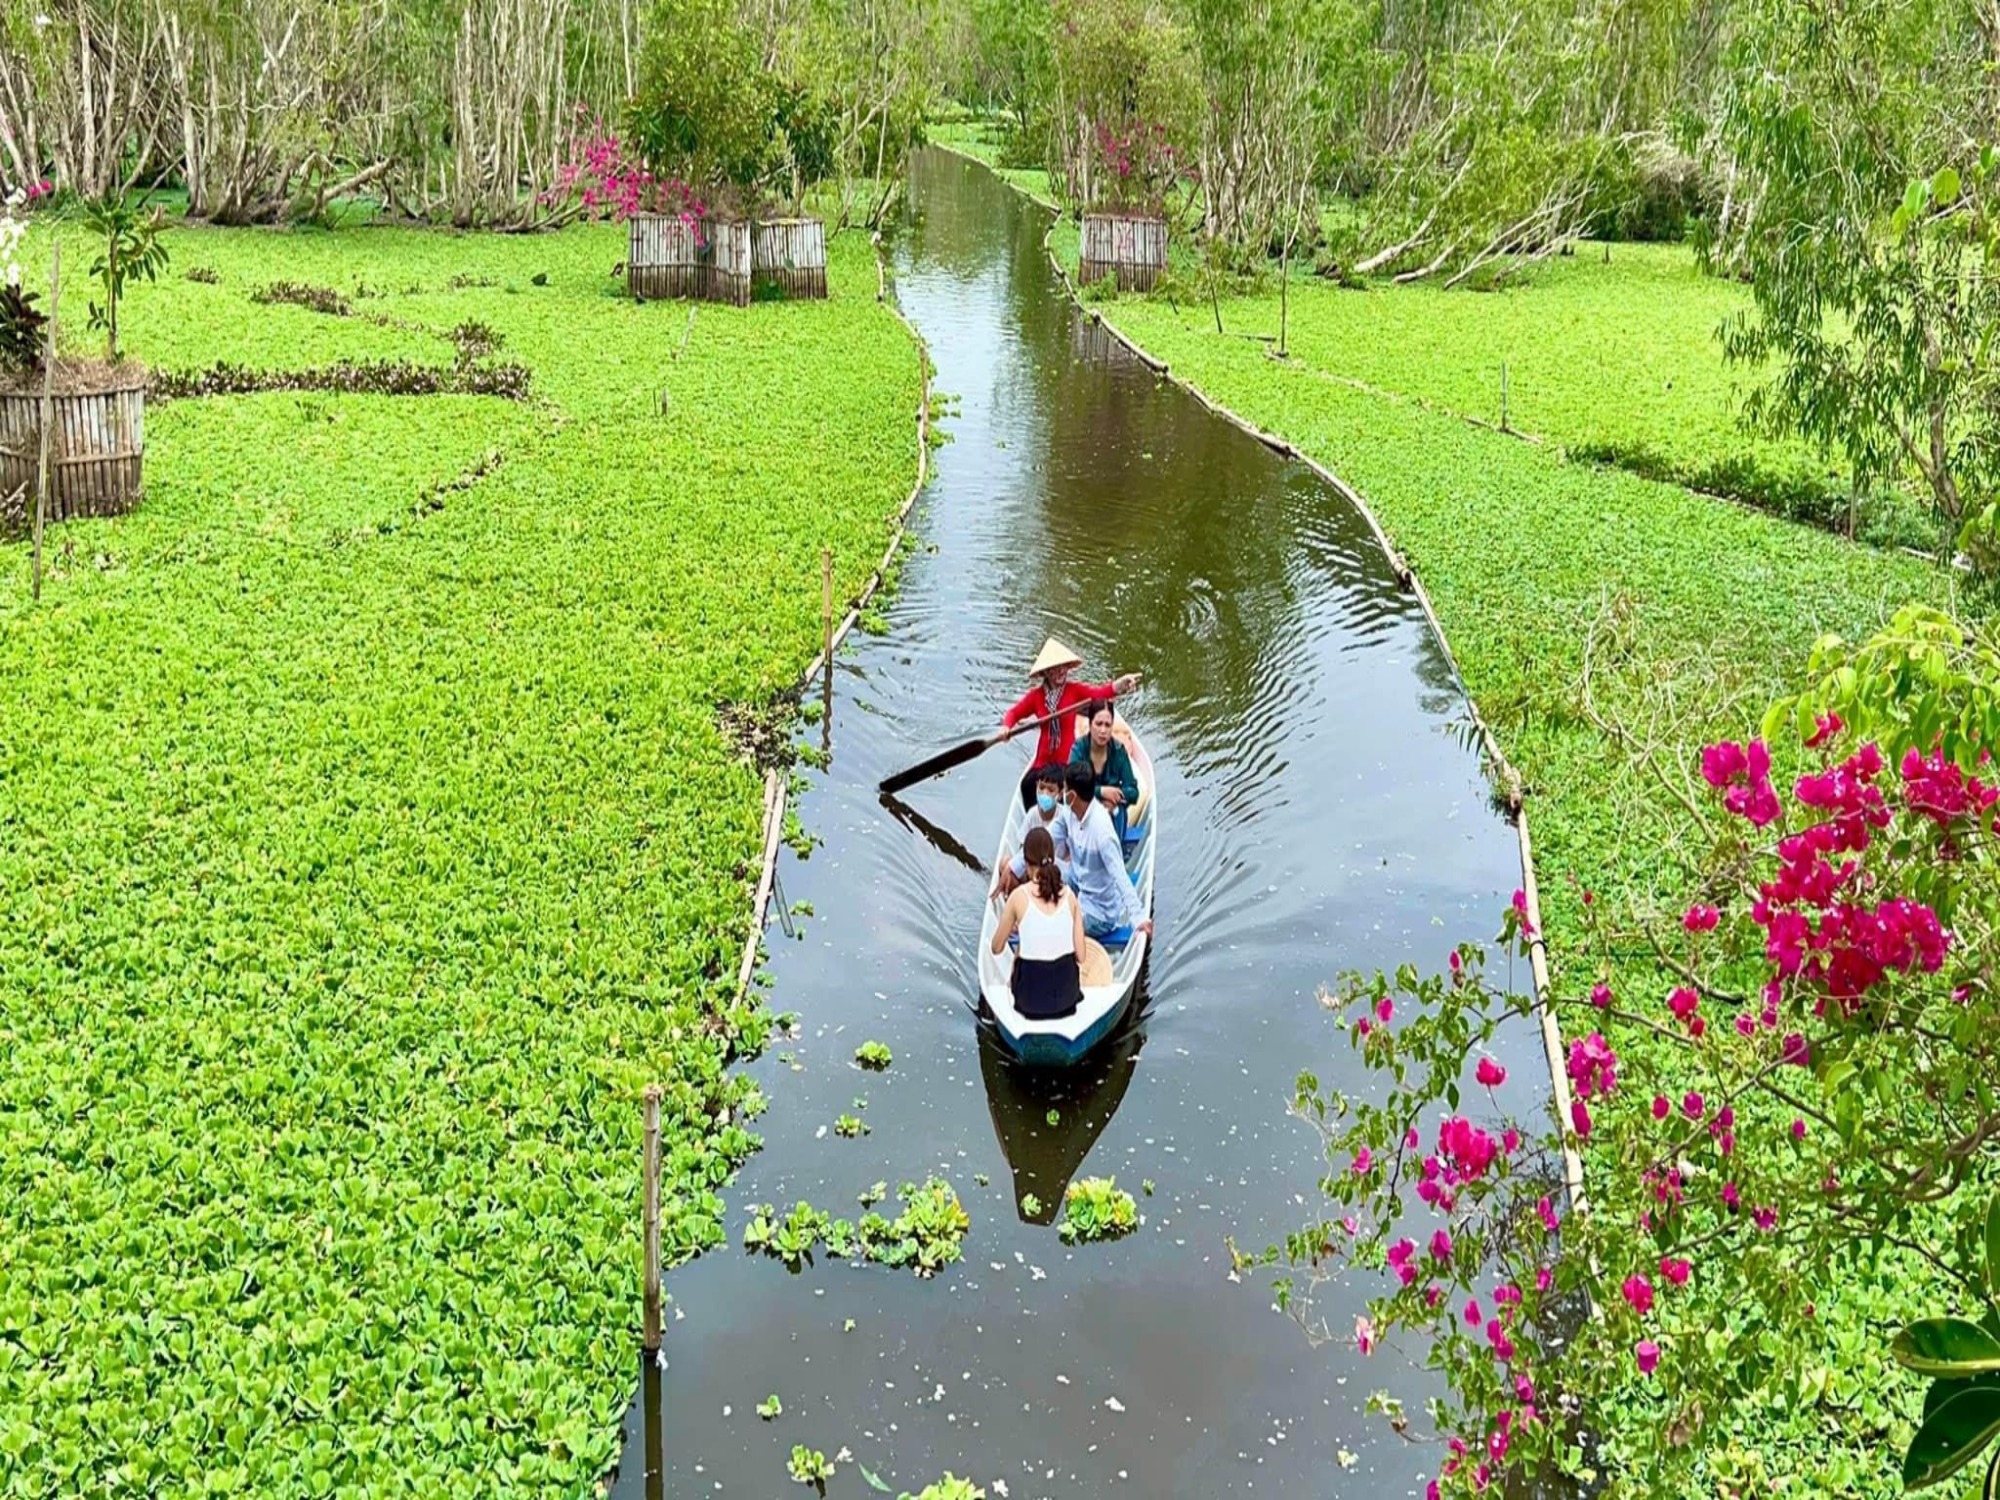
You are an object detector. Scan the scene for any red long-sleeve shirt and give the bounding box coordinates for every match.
[1002,680,1117,768]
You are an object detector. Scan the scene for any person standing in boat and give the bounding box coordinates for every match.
[1001,638,1142,810]
[990,825,1085,1019]
[1068,698,1140,841]
[994,763,1072,899]
[1009,765,1151,941]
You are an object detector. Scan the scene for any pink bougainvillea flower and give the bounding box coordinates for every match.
[1355,1018,1371,1038]
[1652,1094,1670,1120]
[1511,889,1535,933]
[1780,1032,1811,1067]
[1734,1012,1756,1037]
[1660,1257,1691,1286]
[1701,738,1781,826]
[1537,1196,1559,1233]
[1636,1339,1661,1375]
[1590,981,1613,1009]
[1351,1147,1373,1176]
[1791,1117,1808,1140]
[1502,1127,1520,1155]
[1571,1098,1593,1138]
[1476,1057,1507,1088]
[1668,986,1700,1023]
[1430,1229,1454,1261]
[1535,1267,1553,1293]
[1684,903,1721,932]
[1804,711,1845,749]
[1568,1032,1618,1099]
[1464,1298,1482,1326]
[1376,996,1394,1023]
[1682,1091,1706,1120]
[1722,1181,1741,1211]
[1355,1314,1376,1355]
[1621,1275,1654,1315]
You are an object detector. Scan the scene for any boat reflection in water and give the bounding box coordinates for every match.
[975,992,1148,1225]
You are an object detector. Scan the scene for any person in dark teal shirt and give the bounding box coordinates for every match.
[1068,698,1140,839]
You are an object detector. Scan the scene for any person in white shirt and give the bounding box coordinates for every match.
[1010,765,1152,940]
[990,825,1084,1018]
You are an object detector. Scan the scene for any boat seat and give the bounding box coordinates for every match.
[1093,924,1134,951]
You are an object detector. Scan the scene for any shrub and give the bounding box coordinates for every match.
[1256,603,2000,1498]
[628,0,777,201]
[252,280,354,317]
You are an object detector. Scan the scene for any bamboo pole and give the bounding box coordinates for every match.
[1500,360,1509,434]
[820,546,835,755]
[32,240,58,601]
[641,1085,663,1352]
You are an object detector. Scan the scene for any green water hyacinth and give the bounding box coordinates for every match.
[1060,1177,1138,1243]
[0,215,919,1498]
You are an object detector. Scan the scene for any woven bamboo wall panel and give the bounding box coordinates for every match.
[0,382,145,528]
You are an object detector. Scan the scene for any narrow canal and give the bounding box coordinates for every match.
[613,148,1540,1497]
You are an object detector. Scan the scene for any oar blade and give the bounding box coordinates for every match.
[878,734,989,795]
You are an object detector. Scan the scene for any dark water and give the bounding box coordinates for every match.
[611,149,1538,1499]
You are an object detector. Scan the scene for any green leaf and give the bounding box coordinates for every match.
[1986,1190,2000,1300]
[1896,1319,2000,1376]
[1936,167,1963,206]
[1903,1385,2000,1488]
[1927,1373,2000,1423]
[1986,1445,2000,1500]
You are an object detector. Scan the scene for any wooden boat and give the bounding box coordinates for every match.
[978,714,1156,1067]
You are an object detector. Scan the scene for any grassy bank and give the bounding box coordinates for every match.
[0,222,921,1497]
[942,117,1934,550]
[941,144,1958,1492]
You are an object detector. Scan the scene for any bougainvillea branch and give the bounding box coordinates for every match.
[1249,610,2000,1497]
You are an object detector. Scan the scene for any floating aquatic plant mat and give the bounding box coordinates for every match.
[0,220,921,1497]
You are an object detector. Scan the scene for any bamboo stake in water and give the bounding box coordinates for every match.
[32,241,59,601]
[641,1085,663,1352]
[1500,359,1509,434]
[821,546,835,756]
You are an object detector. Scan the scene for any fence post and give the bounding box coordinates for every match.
[642,1085,662,1352]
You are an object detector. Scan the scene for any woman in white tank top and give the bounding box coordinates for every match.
[990,824,1085,1019]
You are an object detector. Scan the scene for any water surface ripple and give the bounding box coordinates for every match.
[612,148,1535,1500]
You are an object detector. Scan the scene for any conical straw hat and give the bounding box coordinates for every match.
[1029,637,1085,679]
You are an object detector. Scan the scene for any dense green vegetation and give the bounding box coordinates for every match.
[958,150,1965,1493]
[0,222,920,1497]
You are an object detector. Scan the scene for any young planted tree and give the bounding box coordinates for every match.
[81,196,167,362]
[1704,0,2000,562]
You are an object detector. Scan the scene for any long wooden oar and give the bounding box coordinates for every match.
[877,707,1065,796]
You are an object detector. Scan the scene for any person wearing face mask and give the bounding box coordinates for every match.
[1000,638,1141,810]
[1008,765,1152,942]
[993,764,1071,899]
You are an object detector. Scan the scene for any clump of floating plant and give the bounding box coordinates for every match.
[1019,1192,1043,1217]
[905,1478,984,1500]
[1059,1176,1139,1243]
[788,1445,835,1484]
[834,1113,868,1138]
[757,1394,783,1420]
[743,1179,968,1276]
[854,1041,893,1070]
